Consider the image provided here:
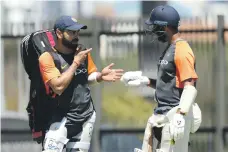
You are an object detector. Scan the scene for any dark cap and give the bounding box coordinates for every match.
[54,15,87,31]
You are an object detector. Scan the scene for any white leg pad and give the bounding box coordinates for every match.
[141,121,153,152]
[43,117,69,152]
[66,112,96,152]
[136,105,195,152]
[160,111,192,152]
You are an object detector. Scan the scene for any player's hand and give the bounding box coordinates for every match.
[120,71,150,86]
[100,63,124,82]
[170,113,185,142]
[74,48,92,65]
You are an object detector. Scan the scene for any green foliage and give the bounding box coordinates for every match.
[102,83,155,128]
[100,54,155,128]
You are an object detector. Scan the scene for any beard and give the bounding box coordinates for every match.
[157,33,168,43]
[62,35,79,50]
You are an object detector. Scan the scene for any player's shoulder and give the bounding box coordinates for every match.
[87,52,94,60]
[87,52,92,57]
[39,52,53,63]
[176,40,191,50]
[175,40,194,56]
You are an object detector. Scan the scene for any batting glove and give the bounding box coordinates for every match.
[121,71,150,87]
[170,113,185,142]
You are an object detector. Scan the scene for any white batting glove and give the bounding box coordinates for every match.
[127,76,150,86]
[170,113,185,142]
[120,71,150,87]
[120,71,142,83]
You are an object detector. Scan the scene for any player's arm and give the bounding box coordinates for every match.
[87,53,123,84]
[39,49,91,95]
[169,42,199,142]
[174,42,198,115]
[182,78,195,86]
[39,52,79,95]
[47,63,79,95]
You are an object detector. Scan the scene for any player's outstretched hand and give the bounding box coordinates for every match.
[101,63,124,82]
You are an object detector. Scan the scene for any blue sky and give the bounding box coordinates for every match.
[167,1,194,17]
[111,1,228,18]
[113,1,141,18]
